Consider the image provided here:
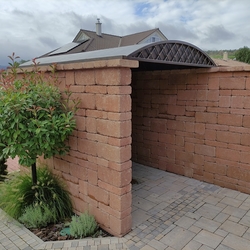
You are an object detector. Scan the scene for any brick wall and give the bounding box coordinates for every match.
[28,59,138,237]
[132,66,250,194]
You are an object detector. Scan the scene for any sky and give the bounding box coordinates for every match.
[0,0,250,66]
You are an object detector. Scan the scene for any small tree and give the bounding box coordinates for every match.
[0,54,77,184]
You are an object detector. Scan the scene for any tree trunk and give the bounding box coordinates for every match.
[31,162,37,185]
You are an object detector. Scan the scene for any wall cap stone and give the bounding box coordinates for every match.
[168,65,250,75]
[18,59,139,73]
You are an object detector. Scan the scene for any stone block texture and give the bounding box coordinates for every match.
[132,68,250,194]
[11,59,250,237]
[40,60,137,237]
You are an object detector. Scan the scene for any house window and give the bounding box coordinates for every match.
[143,34,162,44]
[76,33,90,42]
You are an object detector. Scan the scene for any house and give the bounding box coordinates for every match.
[40,19,168,57]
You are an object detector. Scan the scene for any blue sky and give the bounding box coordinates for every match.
[0,0,250,66]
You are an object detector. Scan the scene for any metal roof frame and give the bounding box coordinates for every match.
[21,40,216,70]
[127,40,216,68]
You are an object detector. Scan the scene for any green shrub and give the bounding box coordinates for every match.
[0,166,72,220]
[70,212,98,238]
[18,203,57,228]
[0,54,78,185]
[235,46,250,64]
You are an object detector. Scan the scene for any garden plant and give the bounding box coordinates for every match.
[69,212,98,238]
[0,166,72,221]
[0,54,75,227]
[0,55,102,240]
[0,54,78,184]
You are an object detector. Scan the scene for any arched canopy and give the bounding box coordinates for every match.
[127,40,216,70]
[21,40,216,70]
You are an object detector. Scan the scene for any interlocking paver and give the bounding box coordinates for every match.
[199,245,214,250]
[216,245,234,250]
[3,162,250,249]
[182,240,201,250]
[222,233,250,250]
[221,197,243,208]
[174,216,196,229]
[195,203,223,219]
[220,220,248,236]
[160,227,195,250]
[193,230,223,248]
[194,216,221,232]
[214,212,230,223]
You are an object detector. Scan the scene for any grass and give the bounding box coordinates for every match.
[0,166,72,221]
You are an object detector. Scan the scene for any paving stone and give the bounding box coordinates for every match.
[182,240,201,250]
[193,230,223,248]
[221,197,243,208]
[216,245,234,250]
[222,233,250,250]
[133,196,156,211]
[220,220,248,236]
[174,216,196,229]
[223,205,247,219]
[214,212,230,223]
[140,245,156,250]
[160,226,195,250]
[239,214,250,227]
[188,225,201,234]
[195,203,223,219]
[215,228,229,237]
[218,188,239,198]
[199,245,214,250]
[194,216,220,232]
[203,195,221,205]
[236,193,249,201]
[132,209,151,228]
[147,239,166,250]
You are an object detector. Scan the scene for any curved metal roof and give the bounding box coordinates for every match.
[21,40,216,70]
[128,40,216,68]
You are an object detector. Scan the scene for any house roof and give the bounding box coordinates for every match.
[22,22,215,71]
[120,29,166,46]
[40,28,168,58]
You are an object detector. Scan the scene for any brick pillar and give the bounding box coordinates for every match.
[69,61,138,236]
[93,67,133,236]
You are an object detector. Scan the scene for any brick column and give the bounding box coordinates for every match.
[31,59,138,237]
[66,60,138,236]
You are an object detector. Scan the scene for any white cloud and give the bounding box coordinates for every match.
[0,0,250,65]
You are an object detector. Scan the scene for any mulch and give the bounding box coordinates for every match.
[30,223,113,241]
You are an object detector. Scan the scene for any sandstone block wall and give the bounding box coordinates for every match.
[132,66,250,194]
[37,59,138,237]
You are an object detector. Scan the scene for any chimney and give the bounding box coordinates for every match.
[223,51,228,61]
[96,18,102,36]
